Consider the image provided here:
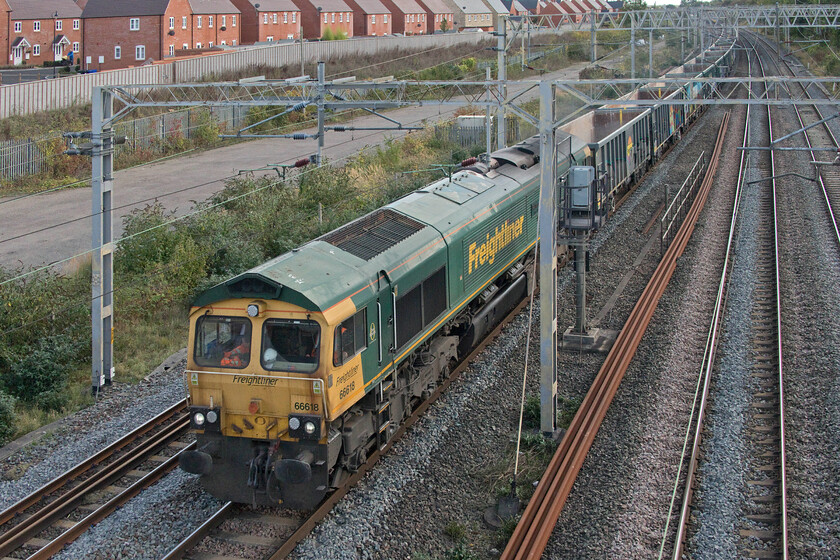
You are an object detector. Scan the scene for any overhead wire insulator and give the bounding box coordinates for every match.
[292,101,308,112]
[294,158,310,168]
[460,157,478,167]
[333,126,347,132]
[292,133,307,140]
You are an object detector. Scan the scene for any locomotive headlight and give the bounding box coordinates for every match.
[289,417,301,430]
[247,304,260,317]
[304,421,316,435]
[193,412,206,426]
[206,410,218,424]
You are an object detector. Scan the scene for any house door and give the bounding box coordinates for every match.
[54,44,62,62]
[12,47,22,65]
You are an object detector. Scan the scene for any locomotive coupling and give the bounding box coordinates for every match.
[275,450,315,484]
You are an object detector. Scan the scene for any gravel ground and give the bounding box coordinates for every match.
[770,65,840,556]
[546,102,743,559]
[286,104,733,559]
[0,351,188,511]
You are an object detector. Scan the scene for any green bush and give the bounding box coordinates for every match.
[0,392,15,445]
[3,335,78,405]
[522,395,540,430]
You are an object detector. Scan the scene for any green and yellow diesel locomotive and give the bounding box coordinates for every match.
[179,135,590,508]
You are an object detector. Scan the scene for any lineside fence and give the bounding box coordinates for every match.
[0,32,556,120]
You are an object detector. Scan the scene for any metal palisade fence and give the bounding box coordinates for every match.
[0,106,247,181]
[0,32,510,120]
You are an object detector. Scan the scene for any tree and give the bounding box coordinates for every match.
[440,17,450,32]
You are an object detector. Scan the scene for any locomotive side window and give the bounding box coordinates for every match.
[333,309,367,367]
[194,316,252,368]
[262,319,320,373]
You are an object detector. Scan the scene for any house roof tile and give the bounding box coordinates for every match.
[8,0,81,19]
[188,0,240,14]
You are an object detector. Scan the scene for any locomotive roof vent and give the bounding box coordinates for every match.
[321,208,426,261]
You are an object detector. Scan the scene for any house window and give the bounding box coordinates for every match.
[209,15,213,27]
[266,35,273,41]
[324,13,328,23]
[135,45,145,60]
[183,43,188,49]
[232,15,236,26]
[283,12,287,23]
[13,21,20,32]
[182,16,187,28]
[169,17,174,29]
[129,18,139,30]
[273,13,277,23]
[339,13,342,22]
[331,13,335,23]
[33,21,41,32]
[371,14,375,23]
[73,19,80,30]
[197,16,202,28]
[232,39,237,45]
[72,42,79,52]
[384,14,388,23]
[221,40,226,45]
[264,13,268,23]
[169,44,174,56]
[196,42,202,48]
[114,45,121,59]
[33,44,40,56]
[55,20,62,31]
[291,12,295,23]
[209,41,213,47]
[222,15,226,27]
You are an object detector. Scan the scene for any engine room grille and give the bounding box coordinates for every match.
[322,209,426,261]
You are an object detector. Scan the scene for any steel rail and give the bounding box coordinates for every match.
[763,36,789,560]
[500,110,731,560]
[29,442,196,560]
[0,399,187,528]
[0,411,190,558]
[767,37,840,250]
[664,48,753,560]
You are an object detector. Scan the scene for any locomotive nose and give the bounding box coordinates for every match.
[274,450,315,484]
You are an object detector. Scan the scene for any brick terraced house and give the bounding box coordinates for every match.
[5,0,82,66]
[291,0,353,39]
[187,0,241,49]
[344,0,391,37]
[416,0,453,34]
[229,0,300,43]
[380,0,426,35]
[81,0,192,70]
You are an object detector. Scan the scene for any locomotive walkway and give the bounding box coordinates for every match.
[0,44,663,270]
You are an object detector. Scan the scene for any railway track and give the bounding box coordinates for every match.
[161,293,535,560]
[657,35,788,560]
[498,105,732,560]
[754,34,840,249]
[0,401,192,559]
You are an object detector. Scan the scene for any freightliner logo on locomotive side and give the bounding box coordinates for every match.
[466,214,525,279]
